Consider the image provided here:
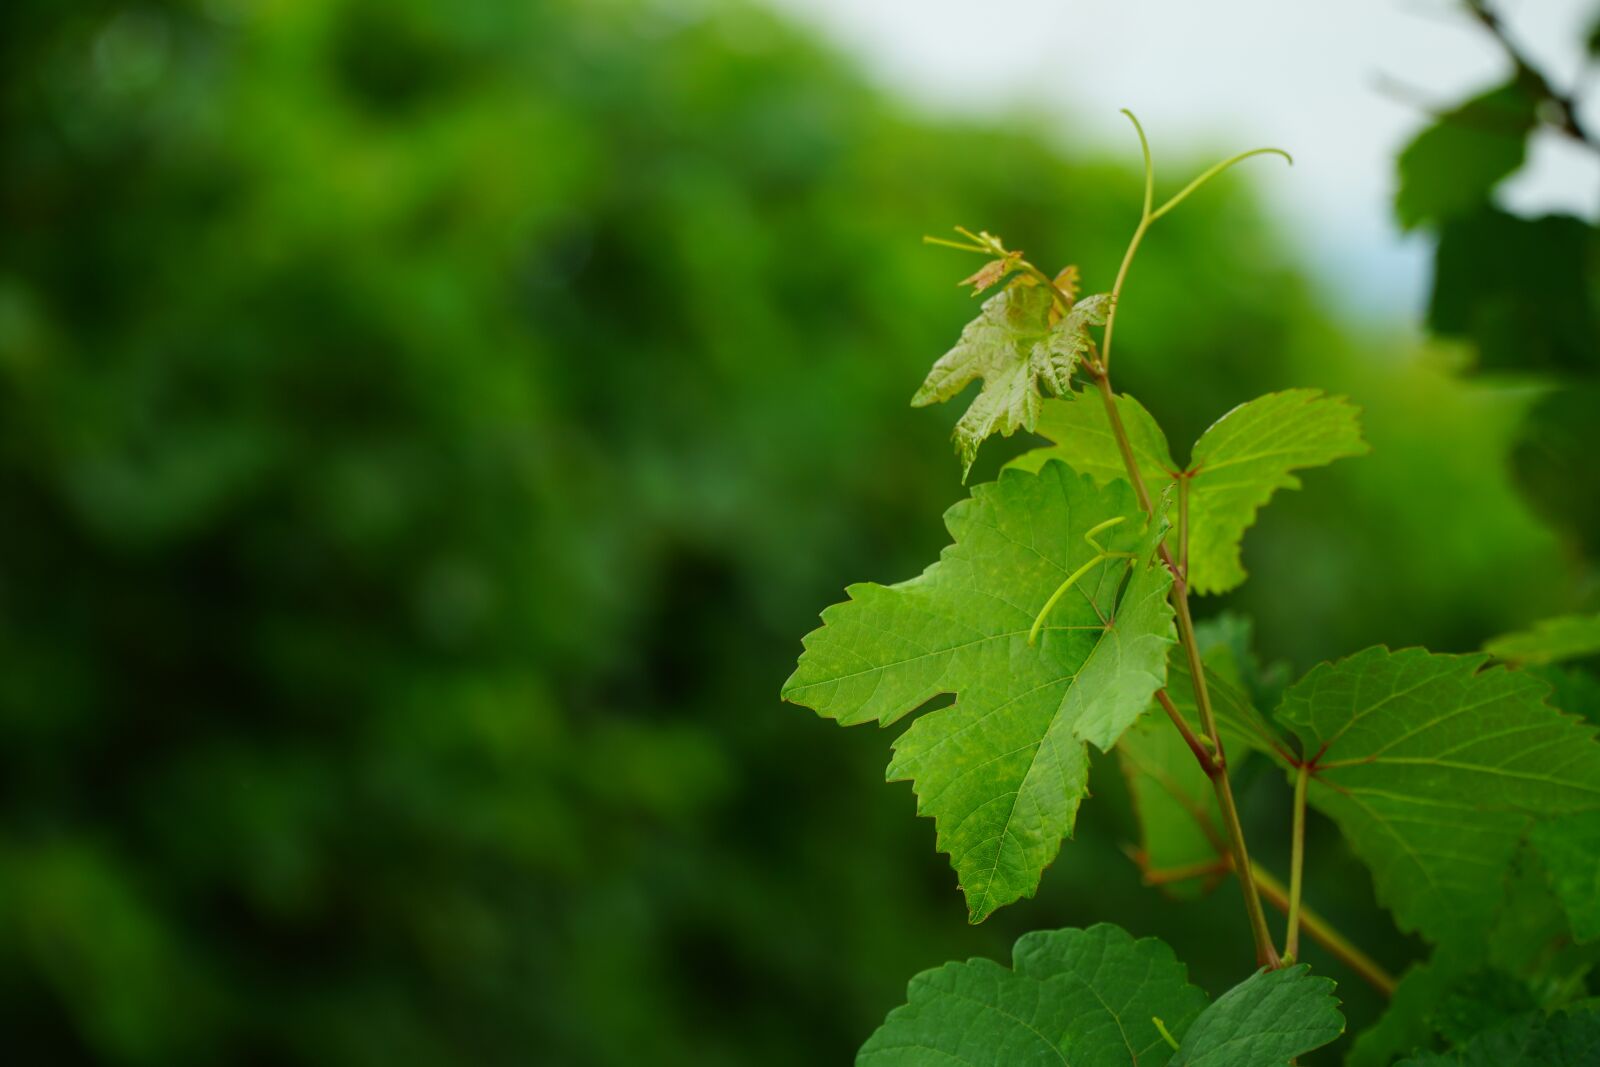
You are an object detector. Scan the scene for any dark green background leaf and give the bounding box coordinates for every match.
[1395,82,1538,231]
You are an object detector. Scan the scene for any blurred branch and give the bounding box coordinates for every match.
[1464,0,1597,152]
[1372,72,1539,136]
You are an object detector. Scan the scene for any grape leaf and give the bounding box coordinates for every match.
[1531,811,1600,943]
[1485,613,1600,667]
[1170,964,1344,1067]
[782,462,1175,921]
[1277,647,1600,947]
[1183,390,1369,595]
[914,283,1110,479]
[1396,1004,1600,1066]
[1395,81,1538,231]
[860,924,1343,1066]
[960,252,1023,295]
[1013,389,1366,594]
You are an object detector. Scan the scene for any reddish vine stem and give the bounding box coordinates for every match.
[1092,361,1279,968]
[1087,112,1290,969]
[1155,689,1218,775]
[1139,856,1229,886]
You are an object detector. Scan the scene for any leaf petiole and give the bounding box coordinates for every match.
[1147,147,1293,222]
[1285,761,1309,961]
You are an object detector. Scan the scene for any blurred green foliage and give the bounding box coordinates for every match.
[0,0,1589,1064]
[1395,14,1600,563]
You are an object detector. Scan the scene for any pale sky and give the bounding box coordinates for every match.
[767,0,1600,320]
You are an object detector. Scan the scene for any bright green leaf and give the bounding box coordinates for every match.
[1185,389,1369,594]
[913,283,1110,479]
[1170,964,1344,1067]
[783,462,1175,921]
[1395,82,1538,231]
[1014,389,1366,594]
[1277,647,1600,947]
[857,956,1079,1066]
[1485,613,1600,667]
[1396,1004,1600,1065]
[859,924,1343,1067]
[1008,388,1175,484]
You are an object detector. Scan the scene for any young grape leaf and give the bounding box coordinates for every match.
[960,252,1023,294]
[1396,1004,1600,1066]
[1012,389,1367,594]
[1530,811,1600,943]
[1170,964,1344,1067]
[914,283,1110,479]
[860,924,1343,1066]
[1394,81,1538,231]
[783,462,1175,921]
[1485,612,1600,667]
[1277,647,1600,947]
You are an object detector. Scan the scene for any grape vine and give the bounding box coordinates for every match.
[783,107,1600,1064]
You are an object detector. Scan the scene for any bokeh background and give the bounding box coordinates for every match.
[1,1,1596,1063]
